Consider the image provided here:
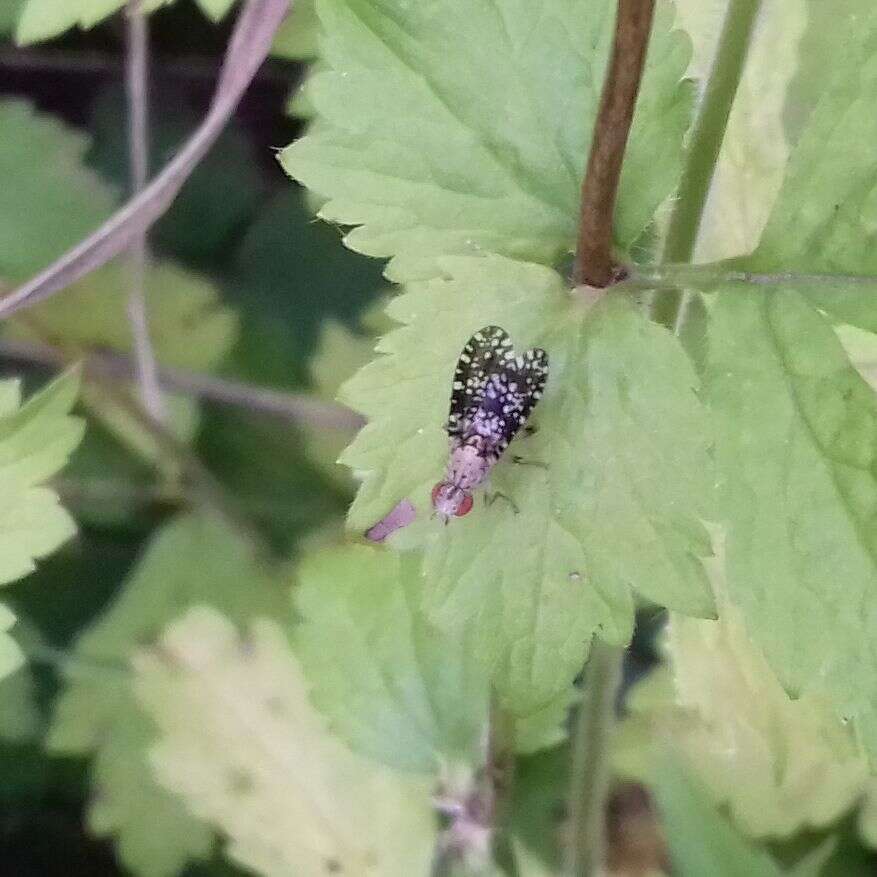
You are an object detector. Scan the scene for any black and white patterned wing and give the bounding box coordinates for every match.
[491,347,549,454]
[445,326,514,435]
[463,345,549,458]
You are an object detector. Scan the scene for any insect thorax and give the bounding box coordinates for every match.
[445,435,495,491]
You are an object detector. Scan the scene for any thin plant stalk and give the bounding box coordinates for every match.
[573,0,656,289]
[651,0,762,331]
[125,0,166,422]
[566,641,625,876]
[0,0,291,319]
[565,0,658,870]
[0,335,362,431]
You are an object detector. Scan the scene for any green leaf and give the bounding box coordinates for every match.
[0,97,238,374]
[0,101,238,375]
[0,101,237,371]
[9,261,238,373]
[706,289,877,761]
[295,544,569,774]
[837,323,877,393]
[199,193,380,547]
[89,705,214,877]
[342,255,713,713]
[0,100,115,282]
[513,841,559,877]
[0,657,47,809]
[17,0,166,43]
[509,745,569,874]
[47,513,290,877]
[653,752,794,877]
[0,369,84,585]
[0,633,39,741]
[744,11,877,330]
[620,528,874,841]
[0,0,23,34]
[272,0,319,60]
[784,0,873,143]
[281,0,693,281]
[656,753,839,877]
[0,604,24,681]
[135,606,436,876]
[0,99,239,519]
[9,257,238,491]
[674,0,808,261]
[15,0,234,44]
[0,369,82,681]
[297,545,485,773]
[302,314,383,491]
[193,0,236,21]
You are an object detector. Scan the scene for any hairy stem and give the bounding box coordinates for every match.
[651,0,762,330]
[431,695,518,875]
[565,640,625,877]
[573,0,655,289]
[125,0,166,422]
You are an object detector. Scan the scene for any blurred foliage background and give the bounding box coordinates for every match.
[0,3,387,871]
[4,2,877,876]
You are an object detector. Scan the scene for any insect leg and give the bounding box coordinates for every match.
[485,491,520,514]
[511,455,548,468]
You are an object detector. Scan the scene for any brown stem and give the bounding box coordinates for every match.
[125,0,166,423]
[0,335,363,431]
[0,48,300,87]
[573,0,656,288]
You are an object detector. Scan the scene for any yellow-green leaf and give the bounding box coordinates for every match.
[135,606,436,876]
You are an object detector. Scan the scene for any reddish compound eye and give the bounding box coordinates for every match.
[431,483,443,507]
[455,493,474,516]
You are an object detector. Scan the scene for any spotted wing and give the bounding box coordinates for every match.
[460,346,549,459]
[445,326,514,435]
[482,347,549,455]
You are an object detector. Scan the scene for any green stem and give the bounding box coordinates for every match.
[565,640,625,877]
[629,262,877,292]
[487,694,519,876]
[651,0,762,330]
